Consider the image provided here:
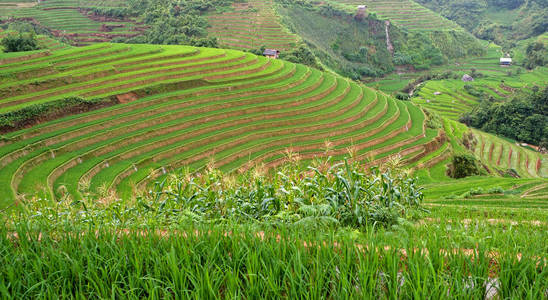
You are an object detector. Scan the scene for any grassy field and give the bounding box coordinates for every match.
[0,43,451,208]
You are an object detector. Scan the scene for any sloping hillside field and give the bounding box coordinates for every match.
[0,43,446,205]
[207,0,298,50]
[0,0,145,45]
[329,0,459,31]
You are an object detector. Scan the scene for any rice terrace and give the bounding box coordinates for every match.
[0,0,547,298]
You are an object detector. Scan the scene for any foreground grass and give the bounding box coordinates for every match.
[1,162,547,299]
[1,211,546,299]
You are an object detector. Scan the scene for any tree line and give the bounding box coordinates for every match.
[460,86,548,149]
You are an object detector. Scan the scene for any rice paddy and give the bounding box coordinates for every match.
[327,0,461,31]
[0,3,546,298]
[0,42,449,208]
[0,0,145,45]
[206,0,299,51]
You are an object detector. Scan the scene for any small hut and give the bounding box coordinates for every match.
[263,49,280,59]
[500,57,512,66]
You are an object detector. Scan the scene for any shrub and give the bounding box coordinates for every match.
[446,154,481,179]
[395,92,410,101]
[1,32,39,52]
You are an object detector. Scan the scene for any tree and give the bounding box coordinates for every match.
[1,32,39,53]
[523,41,547,70]
[460,86,548,146]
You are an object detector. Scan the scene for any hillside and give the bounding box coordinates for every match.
[328,0,459,32]
[1,3,548,297]
[0,0,145,45]
[416,0,548,47]
[206,0,298,51]
[0,43,449,206]
[275,0,484,78]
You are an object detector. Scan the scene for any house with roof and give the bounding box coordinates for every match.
[263,49,280,59]
[500,57,512,66]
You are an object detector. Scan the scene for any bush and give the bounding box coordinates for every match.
[1,32,39,52]
[395,92,410,101]
[280,45,322,70]
[446,154,481,179]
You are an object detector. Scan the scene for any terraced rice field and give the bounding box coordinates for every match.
[329,0,460,31]
[0,0,145,45]
[0,43,448,206]
[473,130,548,178]
[405,44,548,120]
[207,0,298,51]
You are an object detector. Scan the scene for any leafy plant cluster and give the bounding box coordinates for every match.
[29,160,424,230]
[1,31,39,53]
[460,85,548,148]
[446,153,481,179]
[114,0,233,46]
[522,41,547,70]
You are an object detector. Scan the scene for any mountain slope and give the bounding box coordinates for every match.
[0,43,446,205]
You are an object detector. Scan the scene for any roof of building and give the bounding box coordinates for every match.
[263,49,279,56]
[500,57,512,63]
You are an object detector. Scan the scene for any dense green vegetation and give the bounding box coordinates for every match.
[1,31,39,52]
[1,161,546,298]
[276,0,485,78]
[119,0,232,46]
[0,2,547,298]
[460,86,548,148]
[523,41,547,69]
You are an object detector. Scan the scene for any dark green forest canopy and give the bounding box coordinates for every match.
[460,86,548,148]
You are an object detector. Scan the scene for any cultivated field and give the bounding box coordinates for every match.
[0,0,145,45]
[328,0,460,31]
[207,0,299,51]
[0,43,448,207]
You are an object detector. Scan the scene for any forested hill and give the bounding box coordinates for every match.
[415,0,547,47]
